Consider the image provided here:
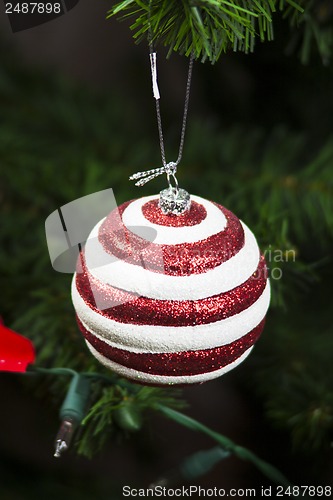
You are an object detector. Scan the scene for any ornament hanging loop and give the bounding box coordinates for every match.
[160,161,190,215]
[159,186,190,215]
[165,162,179,193]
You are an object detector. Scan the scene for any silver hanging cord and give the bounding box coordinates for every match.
[152,49,194,172]
[129,161,178,188]
[129,32,194,191]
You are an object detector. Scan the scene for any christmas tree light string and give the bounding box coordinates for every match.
[25,364,293,486]
[0,314,291,484]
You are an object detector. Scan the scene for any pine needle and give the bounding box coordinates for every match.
[106,0,305,62]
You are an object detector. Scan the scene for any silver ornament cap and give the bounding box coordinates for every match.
[159,187,191,215]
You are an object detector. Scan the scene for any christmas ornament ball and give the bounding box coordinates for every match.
[72,194,270,385]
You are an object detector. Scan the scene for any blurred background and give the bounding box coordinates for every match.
[1,1,333,498]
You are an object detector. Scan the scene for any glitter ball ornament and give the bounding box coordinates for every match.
[72,194,270,385]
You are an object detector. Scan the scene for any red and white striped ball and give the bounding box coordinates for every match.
[72,194,270,385]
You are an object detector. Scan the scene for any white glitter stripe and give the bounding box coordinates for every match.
[85,342,253,385]
[122,195,227,244]
[72,280,270,353]
[84,221,259,300]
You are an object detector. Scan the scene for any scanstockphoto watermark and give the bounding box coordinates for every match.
[122,485,332,498]
[122,485,257,497]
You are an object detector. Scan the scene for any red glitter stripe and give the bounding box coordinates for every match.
[142,199,207,226]
[76,254,268,326]
[98,200,244,276]
[78,318,265,376]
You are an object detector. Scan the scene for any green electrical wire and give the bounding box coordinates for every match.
[30,366,78,377]
[29,366,138,391]
[180,446,231,480]
[151,446,230,487]
[156,404,292,487]
[26,366,298,488]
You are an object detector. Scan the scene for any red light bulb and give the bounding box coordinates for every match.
[0,319,35,372]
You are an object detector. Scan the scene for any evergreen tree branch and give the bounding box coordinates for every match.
[106,0,305,63]
[77,384,186,457]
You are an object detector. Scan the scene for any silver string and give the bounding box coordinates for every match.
[175,54,194,166]
[150,41,194,170]
[129,18,194,190]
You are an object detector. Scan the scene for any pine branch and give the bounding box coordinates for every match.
[78,385,185,458]
[253,289,333,453]
[106,0,305,63]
